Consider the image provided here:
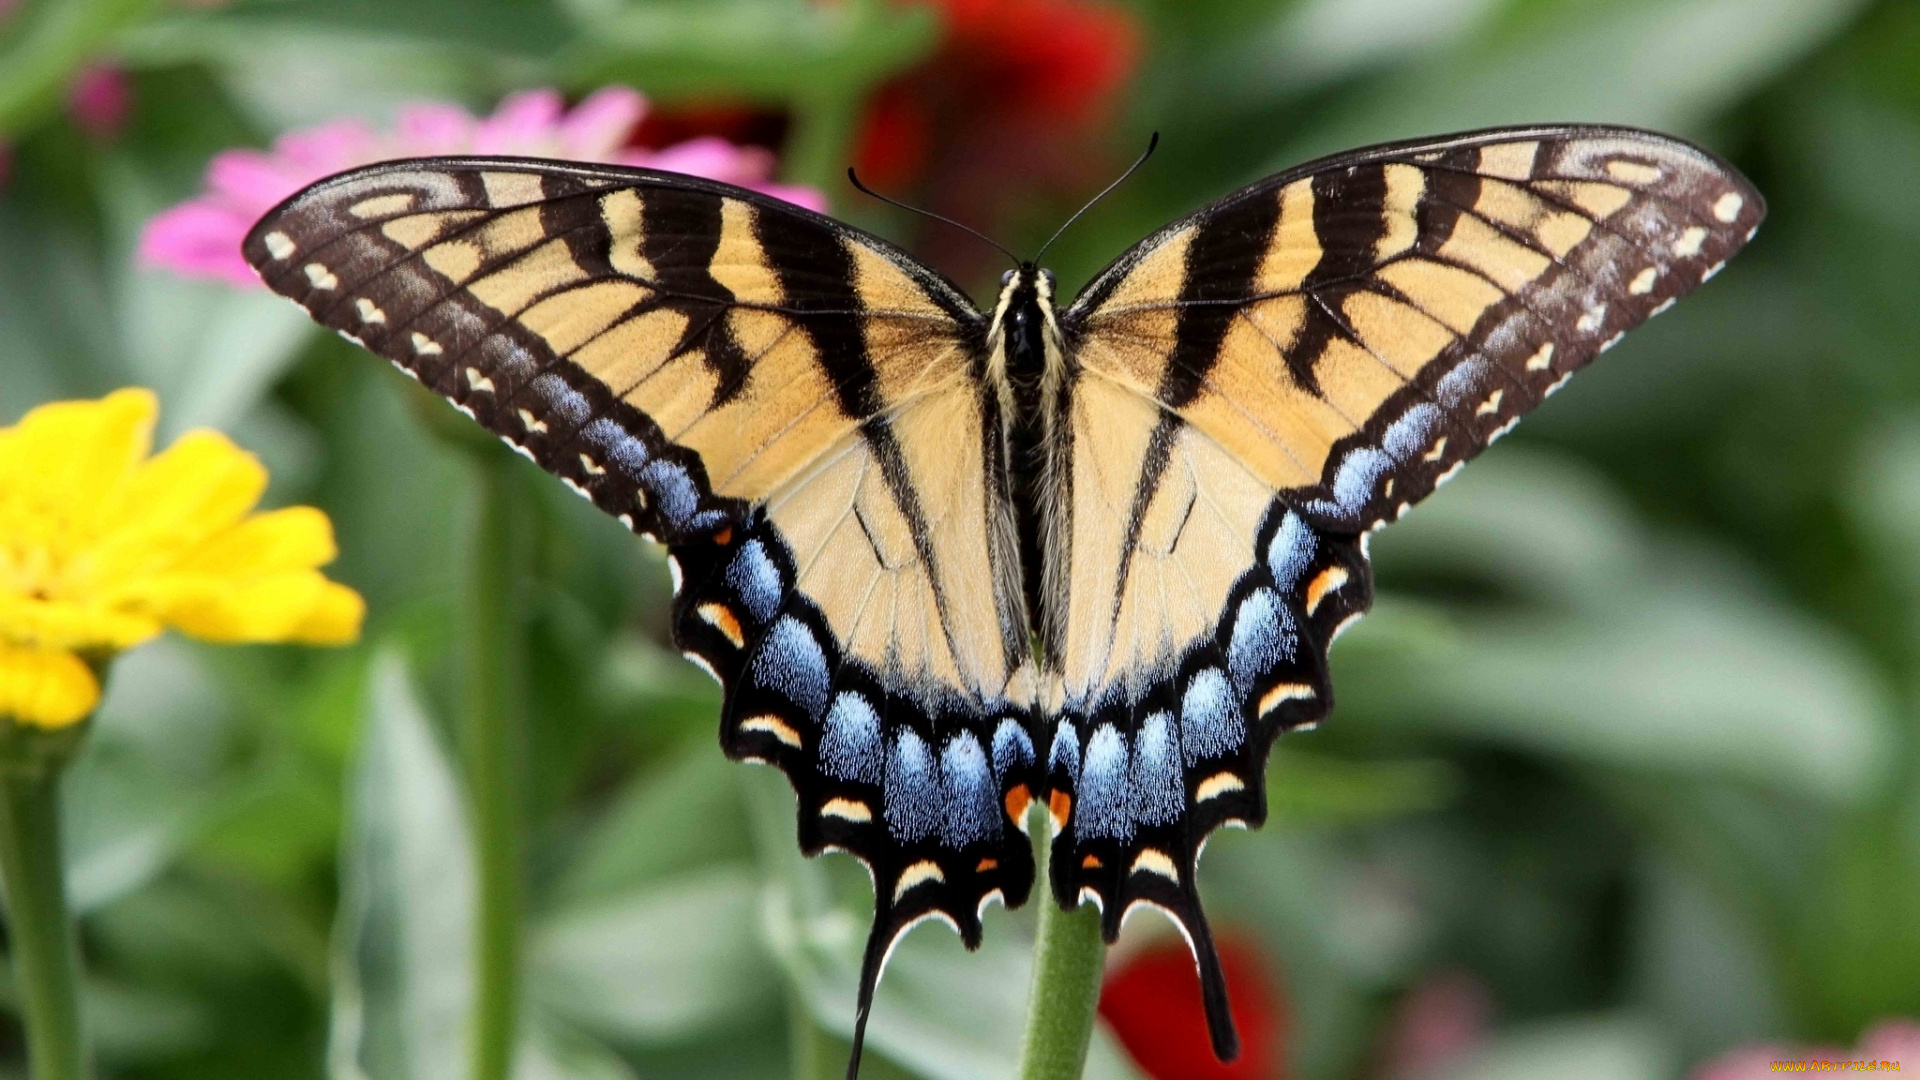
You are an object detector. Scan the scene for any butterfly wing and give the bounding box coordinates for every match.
[244,159,1043,1067]
[1045,126,1763,1055]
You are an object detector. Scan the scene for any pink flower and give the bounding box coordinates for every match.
[1692,1018,1920,1078]
[67,64,131,141]
[1380,971,1495,1080]
[1860,1019,1920,1063]
[139,87,825,287]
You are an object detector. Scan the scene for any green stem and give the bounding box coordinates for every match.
[457,444,530,1080]
[0,730,89,1080]
[1015,825,1106,1080]
[783,86,864,205]
[789,989,837,1080]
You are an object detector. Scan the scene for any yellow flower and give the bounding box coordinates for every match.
[0,389,364,727]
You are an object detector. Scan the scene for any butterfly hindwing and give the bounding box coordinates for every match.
[244,159,1043,1072]
[1045,126,1762,1056]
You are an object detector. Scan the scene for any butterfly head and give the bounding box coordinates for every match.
[992,265,1063,389]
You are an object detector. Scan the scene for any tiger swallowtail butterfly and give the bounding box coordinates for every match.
[246,124,1761,1077]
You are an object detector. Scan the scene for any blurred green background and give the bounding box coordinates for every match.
[1,0,1917,1078]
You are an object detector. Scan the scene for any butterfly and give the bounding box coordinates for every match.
[245,124,1761,1076]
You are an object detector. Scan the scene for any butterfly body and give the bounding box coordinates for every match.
[245,125,1762,1075]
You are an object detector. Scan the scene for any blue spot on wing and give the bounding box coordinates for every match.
[1049,719,1081,782]
[1310,447,1392,518]
[1078,725,1130,841]
[528,373,590,428]
[1435,357,1495,408]
[580,417,650,475]
[885,729,939,843]
[991,719,1034,782]
[939,734,998,847]
[1267,512,1316,591]
[821,692,883,786]
[1228,588,1296,694]
[726,540,784,624]
[480,337,539,382]
[1382,403,1442,459]
[1180,668,1243,767]
[750,617,829,719]
[642,460,703,529]
[1128,712,1183,829]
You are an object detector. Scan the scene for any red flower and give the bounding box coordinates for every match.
[851,0,1141,274]
[1099,937,1288,1080]
[67,63,132,141]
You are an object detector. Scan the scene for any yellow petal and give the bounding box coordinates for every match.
[0,593,161,651]
[137,571,347,643]
[0,389,156,552]
[176,506,339,577]
[292,582,365,645]
[87,429,269,585]
[0,644,99,728]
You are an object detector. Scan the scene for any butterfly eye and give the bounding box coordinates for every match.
[1040,269,1056,288]
[1001,269,1017,286]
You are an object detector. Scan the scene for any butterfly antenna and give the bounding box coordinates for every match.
[847,168,1021,268]
[1032,131,1160,264]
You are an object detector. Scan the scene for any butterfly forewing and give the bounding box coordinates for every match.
[1045,126,1762,1057]
[244,159,1044,1071]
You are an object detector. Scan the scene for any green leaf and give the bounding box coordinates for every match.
[328,649,475,1080]
[1264,749,1459,826]
[0,198,117,420]
[1440,1014,1676,1080]
[66,639,236,913]
[554,0,938,103]
[548,737,751,909]
[530,865,779,1045]
[1348,448,1892,802]
[1281,0,1874,160]
[514,1020,639,1080]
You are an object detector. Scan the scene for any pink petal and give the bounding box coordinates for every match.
[613,141,825,211]
[641,137,775,185]
[558,86,646,160]
[273,120,377,172]
[137,201,262,287]
[1859,1019,1920,1063]
[141,87,821,289]
[749,182,829,213]
[1690,1046,1795,1080]
[475,89,563,154]
[394,103,477,156]
[206,149,310,214]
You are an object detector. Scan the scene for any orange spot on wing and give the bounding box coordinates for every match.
[713,526,733,546]
[696,602,745,648]
[1005,784,1033,823]
[1082,854,1102,870]
[1048,789,1073,830]
[976,858,999,873]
